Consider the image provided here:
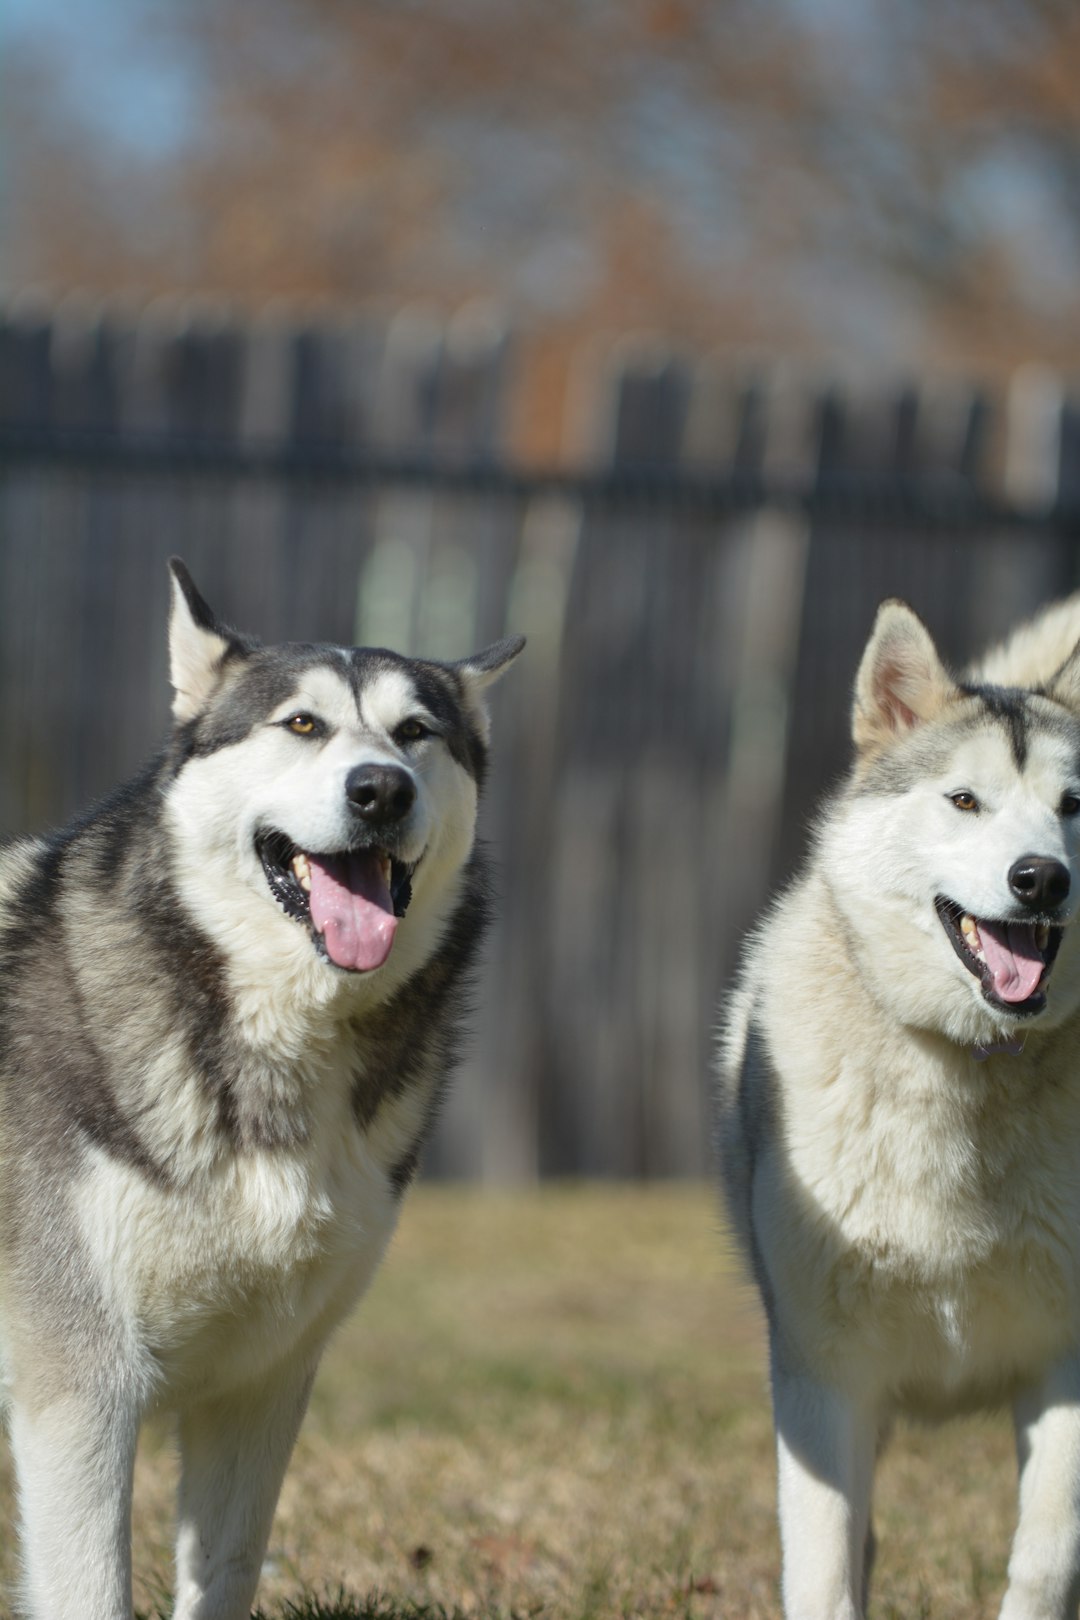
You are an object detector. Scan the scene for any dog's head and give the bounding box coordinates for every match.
[822,600,1080,1044]
[163,558,522,994]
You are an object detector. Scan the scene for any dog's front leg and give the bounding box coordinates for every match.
[9,1387,138,1620]
[172,1358,317,1620]
[1000,1357,1080,1620]
[772,1365,877,1620]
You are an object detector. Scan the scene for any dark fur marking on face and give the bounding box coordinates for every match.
[342,649,489,786]
[959,683,1032,771]
[182,650,329,763]
[411,665,489,786]
[171,642,490,791]
[350,853,493,1177]
[853,687,1062,799]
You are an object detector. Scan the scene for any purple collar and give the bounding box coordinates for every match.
[972,1034,1026,1061]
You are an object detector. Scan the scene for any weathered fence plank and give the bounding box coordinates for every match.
[1,303,1079,1177]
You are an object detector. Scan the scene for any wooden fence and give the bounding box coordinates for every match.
[2,300,1080,1177]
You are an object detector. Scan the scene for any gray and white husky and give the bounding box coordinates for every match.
[0,559,522,1620]
[717,595,1080,1619]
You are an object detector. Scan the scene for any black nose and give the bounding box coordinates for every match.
[345,763,416,826]
[1008,855,1071,911]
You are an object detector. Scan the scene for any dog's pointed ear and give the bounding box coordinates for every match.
[168,558,242,723]
[450,635,525,739]
[1046,639,1080,714]
[853,601,955,756]
[971,593,1080,691]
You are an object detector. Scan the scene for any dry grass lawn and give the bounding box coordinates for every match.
[0,1185,1022,1618]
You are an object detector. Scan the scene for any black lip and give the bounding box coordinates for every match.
[934,894,1065,1017]
[255,830,418,945]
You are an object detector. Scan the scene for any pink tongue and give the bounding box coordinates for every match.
[307,851,398,972]
[977,919,1045,1004]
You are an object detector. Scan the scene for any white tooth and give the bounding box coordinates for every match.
[292,852,312,894]
[959,914,985,960]
[1036,924,1050,951]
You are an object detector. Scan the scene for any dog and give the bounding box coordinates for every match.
[716,594,1080,1619]
[0,559,522,1620]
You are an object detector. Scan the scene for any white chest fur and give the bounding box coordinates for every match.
[72,1086,402,1404]
[757,1012,1080,1406]
[730,871,1080,1409]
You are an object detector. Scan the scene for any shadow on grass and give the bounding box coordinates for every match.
[258,1596,485,1620]
[142,1591,543,1620]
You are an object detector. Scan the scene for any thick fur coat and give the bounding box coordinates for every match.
[717,595,1080,1620]
[0,561,521,1620]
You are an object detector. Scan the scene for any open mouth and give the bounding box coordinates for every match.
[256,831,417,973]
[935,895,1065,1016]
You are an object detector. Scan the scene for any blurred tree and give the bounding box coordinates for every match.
[5,0,1080,454]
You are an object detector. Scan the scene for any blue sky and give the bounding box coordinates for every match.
[4,0,199,159]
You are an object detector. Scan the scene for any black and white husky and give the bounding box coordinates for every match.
[718,596,1080,1619]
[0,560,522,1620]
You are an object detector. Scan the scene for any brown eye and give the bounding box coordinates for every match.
[287,713,317,736]
[395,718,430,744]
[1063,795,1080,818]
[950,791,979,813]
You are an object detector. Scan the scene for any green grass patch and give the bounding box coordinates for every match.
[2,1186,1027,1617]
